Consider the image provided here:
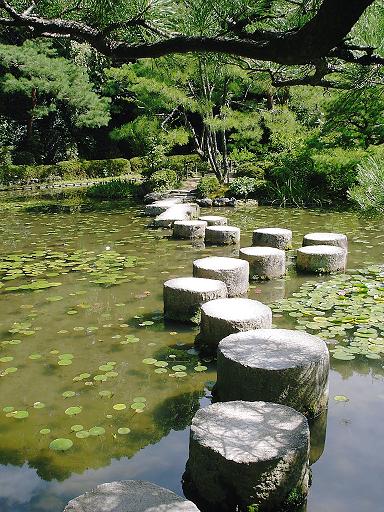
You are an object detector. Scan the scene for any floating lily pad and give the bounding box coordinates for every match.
[334,395,349,402]
[117,427,131,435]
[142,358,157,365]
[65,406,82,416]
[33,402,45,409]
[62,391,76,398]
[76,430,90,439]
[89,426,105,436]
[113,403,126,410]
[39,428,51,435]
[49,438,73,451]
[71,424,84,432]
[12,410,29,419]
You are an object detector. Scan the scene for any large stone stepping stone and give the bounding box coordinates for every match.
[205,226,240,245]
[144,199,182,217]
[303,232,348,250]
[296,245,347,273]
[164,277,227,324]
[63,480,199,512]
[252,228,292,250]
[183,401,310,512]
[173,220,207,239]
[216,329,329,417]
[193,256,249,297]
[153,203,200,228]
[197,298,272,351]
[198,215,228,226]
[240,246,286,280]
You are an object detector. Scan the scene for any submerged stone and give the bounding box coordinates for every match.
[63,480,200,511]
[193,256,249,297]
[163,276,227,324]
[183,401,310,512]
[216,328,329,418]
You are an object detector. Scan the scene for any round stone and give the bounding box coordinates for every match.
[296,245,347,273]
[216,329,329,417]
[173,220,207,239]
[240,246,286,280]
[252,228,292,250]
[193,256,249,297]
[205,226,240,245]
[197,298,272,352]
[163,276,227,324]
[144,199,181,217]
[63,480,199,511]
[303,232,348,250]
[183,401,310,512]
[198,215,228,226]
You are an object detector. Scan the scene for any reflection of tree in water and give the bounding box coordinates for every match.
[309,408,328,465]
[153,391,203,435]
[332,358,384,381]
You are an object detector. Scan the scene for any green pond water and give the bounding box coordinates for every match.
[0,198,383,512]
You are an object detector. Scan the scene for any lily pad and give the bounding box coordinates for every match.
[49,438,73,451]
[64,406,82,416]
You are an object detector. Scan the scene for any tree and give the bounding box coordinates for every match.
[0,39,110,161]
[0,0,382,85]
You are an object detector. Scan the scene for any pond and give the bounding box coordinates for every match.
[0,198,383,512]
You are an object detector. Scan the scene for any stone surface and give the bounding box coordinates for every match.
[240,246,286,280]
[205,226,240,245]
[216,329,329,417]
[193,256,249,297]
[173,220,207,239]
[252,228,293,250]
[163,276,227,324]
[143,192,167,204]
[197,298,272,351]
[144,199,182,217]
[198,215,228,226]
[296,245,347,273]
[153,203,200,228]
[196,198,213,208]
[63,480,199,512]
[303,232,348,250]
[212,197,237,207]
[183,401,310,512]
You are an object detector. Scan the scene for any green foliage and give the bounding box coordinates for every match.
[196,176,221,198]
[348,153,384,215]
[227,177,264,199]
[146,169,179,192]
[86,179,137,200]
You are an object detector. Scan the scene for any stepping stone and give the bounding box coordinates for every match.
[216,329,329,418]
[252,228,292,250]
[193,256,249,297]
[63,480,200,511]
[163,277,227,324]
[183,401,310,512]
[198,215,228,226]
[303,232,348,250]
[173,220,207,239]
[197,298,272,352]
[205,226,240,245]
[144,199,182,217]
[153,203,200,228]
[240,246,286,280]
[296,245,347,273]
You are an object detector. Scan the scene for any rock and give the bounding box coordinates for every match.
[183,401,310,512]
[164,277,227,324]
[193,256,249,297]
[216,328,329,417]
[196,198,213,207]
[143,192,168,204]
[145,199,182,217]
[296,245,347,273]
[303,232,348,250]
[205,226,240,245]
[152,203,200,228]
[212,197,237,207]
[239,246,286,280]
[63,480,200,512]
[197,298,272,352]
[198,215,227,226]
[173,220,207,239]
[252,228,292,250]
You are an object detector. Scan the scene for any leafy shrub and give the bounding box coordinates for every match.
[86,179,137,200]
[146,169,179,192]
[235,161,265,179]
[227,177,264,199]
[348,155,384,215]
[196,176,221,198]
[129,154,209,180]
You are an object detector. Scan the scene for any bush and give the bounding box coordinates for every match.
[235,161,265,179]
[196,176,221,198]
[129,154,210,180]
[86,179,137,200]
[348,155,384,215]
[146,169,179,192]
[227,177,265,199]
